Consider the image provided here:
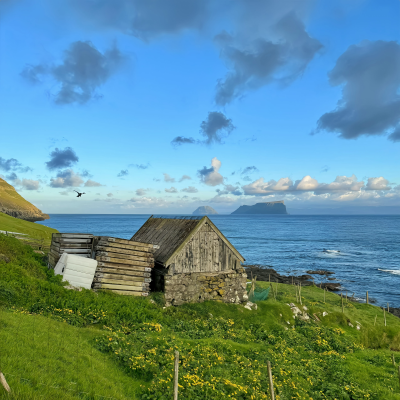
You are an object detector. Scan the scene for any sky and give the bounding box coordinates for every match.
[1,0,400,214]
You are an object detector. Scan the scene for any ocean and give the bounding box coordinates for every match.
[37,214,400,308]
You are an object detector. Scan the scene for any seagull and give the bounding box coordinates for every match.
[74,190,86,198]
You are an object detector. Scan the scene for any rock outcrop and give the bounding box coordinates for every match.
[231,201,288,215]
[0,178,49,222]
[192,206,218,215]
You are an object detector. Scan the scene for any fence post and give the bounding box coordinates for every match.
[341,293,344,313]
[398,365,400,392]
[174,351,179,400]
[384,308,387,327]
[0,371,11,393]
[366,291,369,305]
[267,361,275,400]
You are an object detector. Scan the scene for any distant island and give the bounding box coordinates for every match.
[231,201,288,215]
[0,178,49,222]
[193,206,218,215]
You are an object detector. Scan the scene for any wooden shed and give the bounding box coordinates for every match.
[131,216,248,306]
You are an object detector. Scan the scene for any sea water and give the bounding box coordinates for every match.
[38,214,400,307]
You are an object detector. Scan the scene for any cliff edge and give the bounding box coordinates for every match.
[231,201,288,215]
[0,178,49,222]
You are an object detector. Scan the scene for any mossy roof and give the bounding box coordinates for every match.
[130,216,245,266]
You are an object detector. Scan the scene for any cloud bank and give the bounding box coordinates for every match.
[22,41,125,104]
[316,40,400,141]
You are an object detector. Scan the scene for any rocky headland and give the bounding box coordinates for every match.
[192,206,218,215]
[232,201,288,215]
[0,178,49,222]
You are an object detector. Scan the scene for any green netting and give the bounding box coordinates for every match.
[248,285,270,302]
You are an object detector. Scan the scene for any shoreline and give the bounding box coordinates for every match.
[244,264,400,318]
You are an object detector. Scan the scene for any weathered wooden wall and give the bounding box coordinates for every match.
[171,221,241,274]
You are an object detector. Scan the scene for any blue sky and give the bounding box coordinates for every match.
[1,0,399,214]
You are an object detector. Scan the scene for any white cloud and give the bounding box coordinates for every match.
[179,175,191,182]
[181,186,198,193]
[107,193,113,197]
[84,179,103,187]
[136,188,147,196]
[366,177,391,190]
[198,157,224,186]
[243,175,369,195]
[295,175,319,191]
[165,187,178,193]
[163,173,175,183]
[49,169,84,188]
[316,175,364,193]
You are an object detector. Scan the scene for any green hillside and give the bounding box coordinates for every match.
[1,233,400,399]
[0,212,57,241]
[0,178,49,222]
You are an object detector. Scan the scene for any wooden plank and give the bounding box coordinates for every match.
[97,260,153,269]
[54,238,92,244]
[96,247,153,257]
[93,283,149,291]
[96,253,154,262]
[99,237,157,249]
[93,278,150,287]
[109,290,148,296]
[95,273,151,281]
[57,243,94,249]
[50,249,61,259]
[97,262,152,272]
[52,233,93,238]
[96,268,151,278]
[59,248,92,254]
[97,241,156,253]
[96,256,154,266]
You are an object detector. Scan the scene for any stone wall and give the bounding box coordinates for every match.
[164,266,248,306]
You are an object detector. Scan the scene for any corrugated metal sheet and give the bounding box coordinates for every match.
[54,254,97,289]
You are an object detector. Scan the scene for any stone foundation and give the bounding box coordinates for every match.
[164,267,248,306]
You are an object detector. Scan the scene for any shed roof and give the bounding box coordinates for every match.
[130,216,245,266]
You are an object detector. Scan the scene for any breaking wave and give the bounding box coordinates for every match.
[378,268,400,275]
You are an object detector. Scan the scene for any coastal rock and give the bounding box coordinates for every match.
[192,206,218,216]
[0,178,49,222]
[245,265,342,291]
[231,201,288,215]
[321,283,341,291]
[0,254,10,263]
[245,266,315,286]
[389,307,400,319]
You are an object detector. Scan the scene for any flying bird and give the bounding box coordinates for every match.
[74,190,86,198]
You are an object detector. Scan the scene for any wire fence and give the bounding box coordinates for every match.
[0,230,50,252]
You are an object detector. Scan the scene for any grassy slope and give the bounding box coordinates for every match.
[1,233,400,399]
[0,312,143,400]
[0,212,57,241]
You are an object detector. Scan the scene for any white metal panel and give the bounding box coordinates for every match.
[62,254,97,289]
[54,253,68,276]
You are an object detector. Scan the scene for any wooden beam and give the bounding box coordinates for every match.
[92,278,150,287]
[97,260,153,269]
[96,256,154,265]
[97,241,156,253]
[93,283,149,291]
[96,268,151,278]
